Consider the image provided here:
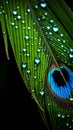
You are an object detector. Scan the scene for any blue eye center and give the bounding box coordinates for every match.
[52,68,69,86]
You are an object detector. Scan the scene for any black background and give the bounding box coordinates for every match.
[0,0,73,129]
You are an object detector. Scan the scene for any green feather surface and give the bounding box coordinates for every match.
[0,0,73,129]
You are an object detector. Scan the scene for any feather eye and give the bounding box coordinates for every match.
[47,64,73,108]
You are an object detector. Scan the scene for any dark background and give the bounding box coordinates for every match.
[0,0,73,129]
[0,25,47,129]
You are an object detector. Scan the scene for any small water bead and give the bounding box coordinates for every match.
[15,25,18,29]
[35,5,38,9]
[67,115,70,118]
[17,15,21,19]
[52,25,59,32]
[32,89,35,92]
[17,6,20,9]
[63,40,66,43]
[61,115,65,118]
[60,33,64,37]
[70,48,73,52]
[39,90,44,95]
[11,22,15,26]
[22,47,27,52]
[66,123,69,126]
[26,53,30,57]
[48,103,50,106]
[40,2,47,8]
[49,19,54,23]
[27,69,31,74]
[37,48,41,52]
[69,53,73,58]
[25,35,29,40]
[49,32,52,35]
[5,1,8,4]
[61,45,64,48]
[22,20,25,23]
[21,62,27,69]
[34,75,37,79]
[47,26,50,30]
[57,38,61,42]
[28,26,31,30]
[12,10,17,15]
[27,8,31,12]
[70,98,73,101]
[45,12,48,15]
[57,113,61,117]
[0,11,2,15]
[34,57,40,64]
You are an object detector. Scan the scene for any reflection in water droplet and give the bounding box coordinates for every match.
[53,25,58,32]
[39,90,44,95]
[21,62,27,69]
[25,35,29,40]
[40,3,47,8]
[34,57,40,64]
[12,10,17,15]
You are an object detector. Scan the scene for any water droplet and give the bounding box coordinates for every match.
[17,6,20,9]
[57,113,61,117]
[61,45,64,48]
[35,5,38,9]
[39,90,44,95]
[66,123,69,126]
[11,22,15,26]
[69,53,73,58]
[28,26,31,30]
[22,20,25,23]
[32,89,35,92]
[70,98,73,101]
[22,47,26,52]
[53,25,58,32]
[61,115,65,118]
[70,48,73,52]
[25,35,29,40]
[21,62,27,69]
[34,75,37,79]
[49,19,54,23]
[49,32,52,35]
[37,48,41,52]
[0,11,2,15]
[63,40,66,43]
[27,8,31,12]
[15,25,18,29]
[34,57,40,64]
[47,26,50,30]
[17,15,21,19]
[45,12,48,15]
[26,53,30,57]
[12,10,17,15]
[57,38,61,42]
[48,103,50,106]
[60,33,64,37]
[40,3,47,8]
[5,1,8,4]
[27,69,30,74]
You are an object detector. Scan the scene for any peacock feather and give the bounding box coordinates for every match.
[0,0,73,129]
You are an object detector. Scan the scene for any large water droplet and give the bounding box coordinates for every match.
[12,10,17,15]
[21,62,27,69]
[53,25,58,32]
[40,3,47,8]
[25,35,29,40]
[34,57,40,64]
[39,90,44,95]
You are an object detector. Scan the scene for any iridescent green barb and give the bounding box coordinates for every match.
[0,0,73,130]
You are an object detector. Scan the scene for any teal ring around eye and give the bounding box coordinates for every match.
[47,64,73,109]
